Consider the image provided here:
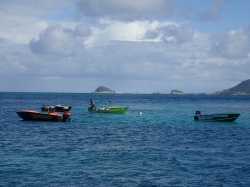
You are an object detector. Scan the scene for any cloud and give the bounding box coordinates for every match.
[0,37,6,43]
[142,24,195,44]
[0,58,28,77]
[0,1,78,44]
[1,0,250,93]
[84,20,195,48]
[29,23,91,55]
[1,30,249,93]
[208,27,250,59]
[74,24,92,37]
[198,0,232,21]
[75,0,188,22]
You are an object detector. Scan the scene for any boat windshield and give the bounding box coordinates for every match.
[95,100,112,107]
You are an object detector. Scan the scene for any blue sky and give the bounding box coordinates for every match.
[0,0,250,93]
[189,0,250,33]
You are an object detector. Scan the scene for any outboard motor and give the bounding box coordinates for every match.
[62,111,71,122]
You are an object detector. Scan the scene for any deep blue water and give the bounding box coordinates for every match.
[1,92,250,186]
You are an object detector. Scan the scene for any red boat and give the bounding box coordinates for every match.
[41,105,72,112]
[16,110,71,122]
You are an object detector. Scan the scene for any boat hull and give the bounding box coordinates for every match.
[194,113,240,122]
[16,110,70,122]
[88,106,129,114]
[41,105,72,112]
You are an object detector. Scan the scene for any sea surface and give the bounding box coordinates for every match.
[1,92,250,187]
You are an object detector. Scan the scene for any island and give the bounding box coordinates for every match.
[93,86,115,93]
[170,90,185,95]
[214,79,250,95]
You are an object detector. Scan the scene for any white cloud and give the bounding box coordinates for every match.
[0,59,28,77]
[85,19,154,47]
[29,23,91,55]
[208,27,250,59]
[0,0,250,93]
[142,24,195,44]
[85,20,195,47]
[1,28,249,93]
[0,13,48,44]
[0,0,77,44]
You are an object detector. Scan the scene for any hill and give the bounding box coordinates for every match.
[215,79,250,95]
[93,86,115,93]
[171,90,184,95]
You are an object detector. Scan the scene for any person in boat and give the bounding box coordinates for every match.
[90,99,96,110]
[195,111,202,115]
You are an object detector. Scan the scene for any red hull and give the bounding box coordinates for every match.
[16,110,70,122]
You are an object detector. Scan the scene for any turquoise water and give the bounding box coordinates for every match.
[1,93,250,186]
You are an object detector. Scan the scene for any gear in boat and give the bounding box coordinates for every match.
[41,105,72,112]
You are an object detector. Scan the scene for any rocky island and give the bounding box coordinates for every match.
[93,86,115,93]
[214,79,250,95]
[171,90,184,95]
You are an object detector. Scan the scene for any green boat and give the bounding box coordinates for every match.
[88,100,129,114]
[88,106,129,114]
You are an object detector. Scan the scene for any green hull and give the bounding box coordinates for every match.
[88,106,129,114]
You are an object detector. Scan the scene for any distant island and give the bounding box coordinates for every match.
[170,79,250,95]
[91,79,250,95]
[93,86,115,93]
[171,90,185,95]
[214,79,250,95]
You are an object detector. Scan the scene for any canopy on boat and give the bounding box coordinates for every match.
[95,100,112,105]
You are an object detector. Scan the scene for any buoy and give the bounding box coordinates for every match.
[140,112,142,115]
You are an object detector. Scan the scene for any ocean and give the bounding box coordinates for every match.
[1,92,250,186]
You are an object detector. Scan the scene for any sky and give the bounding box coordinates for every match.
[0,0,250,93]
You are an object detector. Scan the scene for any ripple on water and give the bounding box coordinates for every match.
[1,93,250,186]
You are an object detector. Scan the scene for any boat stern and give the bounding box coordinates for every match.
[62,111,71,122]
